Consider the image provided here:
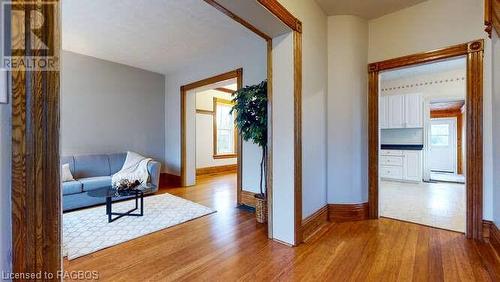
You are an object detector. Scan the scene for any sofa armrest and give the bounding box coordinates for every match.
[147,160,161,191]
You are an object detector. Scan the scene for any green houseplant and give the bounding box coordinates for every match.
[231,80,268,223]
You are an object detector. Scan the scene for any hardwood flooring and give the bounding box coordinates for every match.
[64,173,500,281]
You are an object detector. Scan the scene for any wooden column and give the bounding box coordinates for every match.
[466,40,484,240]
[11,0,61,278]
[367,65,379,219]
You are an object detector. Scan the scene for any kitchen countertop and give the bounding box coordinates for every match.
[381,144,424,150]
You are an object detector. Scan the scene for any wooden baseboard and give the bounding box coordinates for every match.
[240,190,256,208]
[196,164,237,176]
[484,220,500,256]
[160,173,181,187]
[301,205,329,242]
[328,203,369,222]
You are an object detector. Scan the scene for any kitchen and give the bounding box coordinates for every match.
[377,57,467,233]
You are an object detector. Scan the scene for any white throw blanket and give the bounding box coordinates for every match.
[112,151,152,187]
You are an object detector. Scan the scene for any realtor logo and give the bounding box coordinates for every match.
[2,1,58,71]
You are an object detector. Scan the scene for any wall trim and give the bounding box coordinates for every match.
[483,220,500,256]
[196,164,238,176]
[328,203,369,222]
[301,205,329,242]
[159,173,182,187]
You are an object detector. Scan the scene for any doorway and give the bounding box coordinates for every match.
[181,69,244,205]
[429,118,458,173]
[368,40,484,239]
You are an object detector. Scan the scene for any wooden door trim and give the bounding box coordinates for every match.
[368,40,485,240]
[11,0,62,276]
[181,68,243,205]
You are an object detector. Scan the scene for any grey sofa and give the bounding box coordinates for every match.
[62,153,161,212]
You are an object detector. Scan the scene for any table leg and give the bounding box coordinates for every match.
[106,197,112,223]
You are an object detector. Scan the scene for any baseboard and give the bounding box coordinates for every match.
[159,173,181,187]
[301,205,329,242]
[328,203,369,222]
[484,220,500,257]
[196,164,237,176]
[240,190,256,208]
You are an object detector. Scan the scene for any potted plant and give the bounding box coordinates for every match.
[231,80,268,223]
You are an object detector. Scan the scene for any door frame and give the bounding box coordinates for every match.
[180,68,244,204]
[368,40,484,239]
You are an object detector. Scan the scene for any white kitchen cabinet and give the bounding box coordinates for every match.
[404,150,423,181]
[380,150,422,182]
[379,96,389,129]
[405,94,423,128]
[387,95,405,128]
[381,94,423,129]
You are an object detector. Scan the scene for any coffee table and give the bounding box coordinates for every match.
[87,185,153,223]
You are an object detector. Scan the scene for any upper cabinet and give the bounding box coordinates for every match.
[380,94,423,129]
[404,94,423,128]
[388,95,405,128]
[379,96,389,129]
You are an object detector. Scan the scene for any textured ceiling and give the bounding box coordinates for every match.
[62,0,263,75]
[380,57,466,81]
[315,0,427,19]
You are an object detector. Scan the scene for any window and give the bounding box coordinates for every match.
[431,124,450,146]
[214,98,237,158]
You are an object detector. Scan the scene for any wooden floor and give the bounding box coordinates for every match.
[64,173,500,281]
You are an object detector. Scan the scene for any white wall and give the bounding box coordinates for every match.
[493,31,500,227]
[277,0,328,220]
[195,90,236,168]
[368,0,494,220]
[380,69,466,99]
[327,16,368,204]
[61,51,166,164]
[272,32,295,245]
[164,33,266,193]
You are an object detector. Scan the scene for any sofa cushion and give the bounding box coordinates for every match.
[74,154,111,178]
[108,153,127,174]
[62,181,83,196]
[80,176,112,192]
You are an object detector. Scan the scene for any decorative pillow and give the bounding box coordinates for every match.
[61,163,75,182]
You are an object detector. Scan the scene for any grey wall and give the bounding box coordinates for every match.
[61,51,166,165]
[0,73,11,276]
[493,32,500,227]
[0,0,12,275]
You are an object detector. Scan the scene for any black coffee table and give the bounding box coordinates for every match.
[87,185,153,223]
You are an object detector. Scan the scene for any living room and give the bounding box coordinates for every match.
[59,0,269,263]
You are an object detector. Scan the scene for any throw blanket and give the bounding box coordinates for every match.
[112,151,152,187]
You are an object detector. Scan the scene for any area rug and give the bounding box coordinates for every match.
[63,193,215,260]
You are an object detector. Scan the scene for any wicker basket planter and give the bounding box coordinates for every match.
[255,196,268,223]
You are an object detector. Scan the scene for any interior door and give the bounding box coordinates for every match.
[429,118,457,173]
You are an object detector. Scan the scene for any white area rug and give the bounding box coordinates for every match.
[63,193,215,260]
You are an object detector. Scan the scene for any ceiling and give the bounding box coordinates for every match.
[380,57,467,81]
[62,0,264,75]
[315,0,427,19]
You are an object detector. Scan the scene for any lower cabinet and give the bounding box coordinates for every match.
[380,150,422,182]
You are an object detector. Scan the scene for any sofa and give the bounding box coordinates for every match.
[62,153,161,212]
